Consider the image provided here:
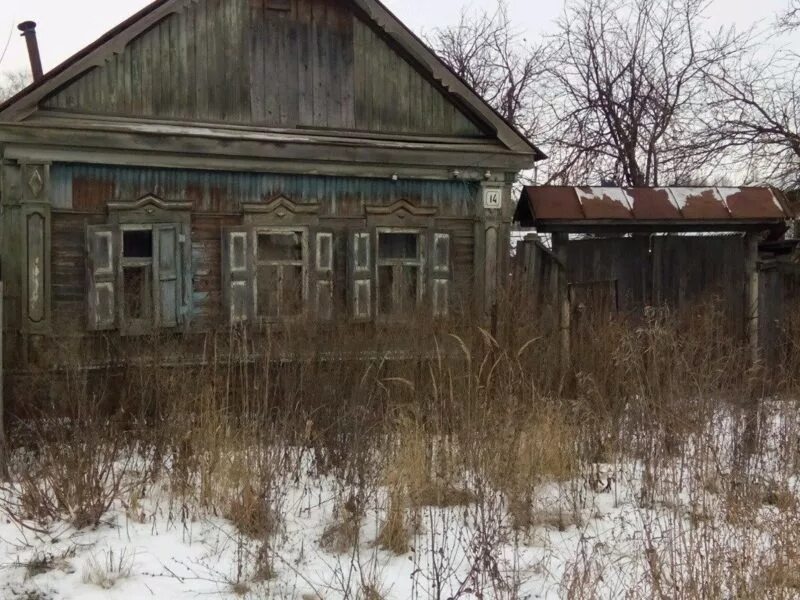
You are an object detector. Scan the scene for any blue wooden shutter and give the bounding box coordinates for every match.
[155,224,182,327]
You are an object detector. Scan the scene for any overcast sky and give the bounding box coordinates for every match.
[0,0,794,77]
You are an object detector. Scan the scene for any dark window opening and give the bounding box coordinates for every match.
[379,233,418,260]
[258,232,302,262]
[123,229,153,258]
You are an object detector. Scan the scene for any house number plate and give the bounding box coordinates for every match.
[483,187,502,210]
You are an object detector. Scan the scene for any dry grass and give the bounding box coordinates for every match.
[3,284,800,597]
[82,547,134,590]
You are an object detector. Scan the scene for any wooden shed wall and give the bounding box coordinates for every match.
[566,235,746,329]
[41,0,484,137]
[49,164,479,331]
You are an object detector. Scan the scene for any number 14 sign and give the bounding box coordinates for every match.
[483,187,502,210]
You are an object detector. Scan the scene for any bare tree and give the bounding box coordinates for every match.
[542,0,746,186]
[699,0,800,190]
[427,1,548,141]
[0,70,30,102]
[778,0,800,32]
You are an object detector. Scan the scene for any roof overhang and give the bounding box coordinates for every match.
[0,114,533,179]
[515,186,793,237]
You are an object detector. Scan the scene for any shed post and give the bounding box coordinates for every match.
[745,233,760,365]
[552,233,571,372]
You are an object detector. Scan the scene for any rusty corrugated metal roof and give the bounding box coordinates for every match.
[515,186,791,231]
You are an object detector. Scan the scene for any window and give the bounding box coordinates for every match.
[121,228,154,326]
[256,230,306,319]
[223,227,311,323]
[87,222,190,332]
[377,230,423,317]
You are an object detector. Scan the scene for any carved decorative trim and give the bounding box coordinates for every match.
[242,195,320,219]
[108,194,192,214]
[366,199,437,218]
[28,167,44,197]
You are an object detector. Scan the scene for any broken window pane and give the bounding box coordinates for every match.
[123,266,151,321]
[379,233,418,260]
[123,229,153,258]
[258,232,302,262]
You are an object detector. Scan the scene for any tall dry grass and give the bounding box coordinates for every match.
[3,280,800,598]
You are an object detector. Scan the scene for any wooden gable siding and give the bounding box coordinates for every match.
[49,164,478,330]
[41,0,484,138]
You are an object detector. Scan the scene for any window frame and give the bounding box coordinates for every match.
[375,227,425,319]
[253,226,310,322]
[119,224,156,333]
[88,195,192,334]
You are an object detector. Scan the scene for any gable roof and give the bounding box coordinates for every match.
[0,0,545,161]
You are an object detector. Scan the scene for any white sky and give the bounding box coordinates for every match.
[0,0,794,76]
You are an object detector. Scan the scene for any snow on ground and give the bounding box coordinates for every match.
[0,404,796,599]
[0,465,639,599]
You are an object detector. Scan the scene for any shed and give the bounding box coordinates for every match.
[514,186,795,366]
[0,0,545,372]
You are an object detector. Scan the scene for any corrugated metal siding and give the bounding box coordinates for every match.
[51,164,480,217]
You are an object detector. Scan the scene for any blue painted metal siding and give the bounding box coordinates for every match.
[51,164,480,217]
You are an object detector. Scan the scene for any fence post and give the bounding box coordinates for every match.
[744,233,760,366]
[552,233,571,374]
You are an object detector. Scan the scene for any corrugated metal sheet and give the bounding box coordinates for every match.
[51,164,480,217]
[516,186,791,226]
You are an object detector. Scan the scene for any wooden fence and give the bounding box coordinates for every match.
[515,233,796,364]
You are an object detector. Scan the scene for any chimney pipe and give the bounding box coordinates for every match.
[18,21,44,82]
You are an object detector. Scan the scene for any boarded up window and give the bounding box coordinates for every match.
[377,231,423,318]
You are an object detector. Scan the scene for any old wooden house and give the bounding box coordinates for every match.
[0,0,544,371]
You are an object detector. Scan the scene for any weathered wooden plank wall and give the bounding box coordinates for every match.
[42,0,484,137]
[517,234,748,330]
[651,236,745,322]
[759,263,800,366]
[49,164,479,330]
[567,237,651,314]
